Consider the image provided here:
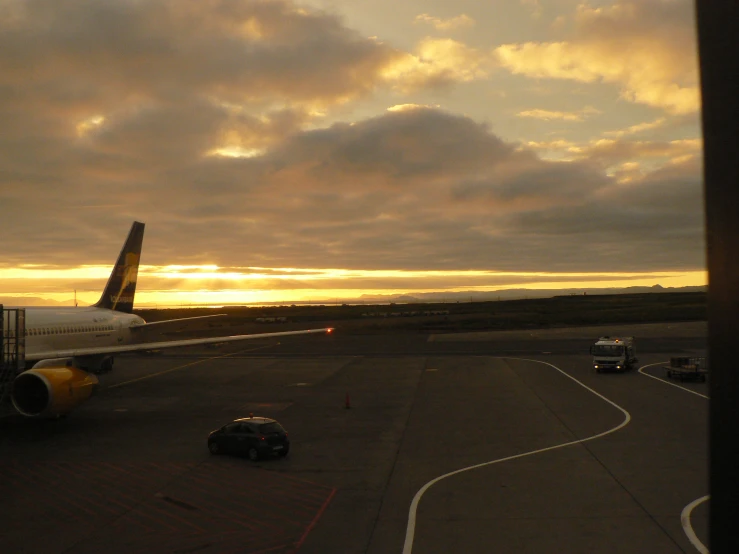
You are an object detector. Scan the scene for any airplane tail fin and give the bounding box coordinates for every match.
[93,221,145,313]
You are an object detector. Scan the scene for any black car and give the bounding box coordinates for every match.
[208,417,290,460]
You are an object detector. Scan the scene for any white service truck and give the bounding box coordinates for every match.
[590,336,638,373]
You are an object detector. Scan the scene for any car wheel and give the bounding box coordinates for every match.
[247,447,260,461]
[208,441,220,455]
[278,447,290,458]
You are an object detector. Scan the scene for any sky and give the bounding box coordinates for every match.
[0,0,706,306]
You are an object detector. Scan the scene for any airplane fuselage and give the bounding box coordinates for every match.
[18,307,145,361]
[5,220,332,418]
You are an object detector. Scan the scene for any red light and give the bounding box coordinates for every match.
[260,436,265,441]
[327,328,334,334]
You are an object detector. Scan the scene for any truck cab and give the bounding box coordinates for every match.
[590,336,637,372]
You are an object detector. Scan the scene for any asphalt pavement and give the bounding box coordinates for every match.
[0,321,708,553]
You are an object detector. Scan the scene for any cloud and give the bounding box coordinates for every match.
[1,0,407,111]
[381,38,495,91]
[414,13,476,31]
[526,135,702,178]
[2,102,703,273]
[520,0,543,19]
[603,117,667,138]
[495,1,699,114]
[0,0,705,277]
[569,137,703,167]
[387,103,441,112]
[517,106,601,122]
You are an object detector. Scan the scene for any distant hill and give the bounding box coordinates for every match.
[356,285,707,304]
[0,296,77,307]
[0,284,706,309]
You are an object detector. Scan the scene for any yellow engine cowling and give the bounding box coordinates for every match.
[12,360,99,418]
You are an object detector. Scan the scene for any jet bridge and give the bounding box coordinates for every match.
[1,305,25,408]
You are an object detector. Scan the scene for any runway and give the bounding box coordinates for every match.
[0,322,708,553]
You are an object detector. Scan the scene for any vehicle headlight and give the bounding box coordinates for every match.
[594,365,599,369]
[617,365,621,369]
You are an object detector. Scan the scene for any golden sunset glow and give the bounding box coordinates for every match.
[0,264,707,307]
[2,1,705,310]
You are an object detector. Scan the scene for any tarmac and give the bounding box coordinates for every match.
[0,321,708,553]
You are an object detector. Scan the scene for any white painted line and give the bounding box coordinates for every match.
[681,495,709,553]
[639,362,709,552]
[638,362,709,400]
[403,357,632,554]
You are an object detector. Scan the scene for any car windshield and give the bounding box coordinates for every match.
[592,345,624,357]
[259,422,284,434]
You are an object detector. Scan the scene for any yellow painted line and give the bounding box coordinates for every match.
[107,342,280,389]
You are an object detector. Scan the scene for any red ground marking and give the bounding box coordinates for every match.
[14,464,103,519]
[234,471,334,505]
[113,461,194,484]
[229,544,290,554]
[257,469,336,492]
[115,501,183,535]
[290,487,337,553]
[109,510,156,534]
[3,462,336,554]
[152,487,278,533]
[53,462,139,513]
[145,500,207,534]
[184,471,314,525]
[218,535,294,554]
[221,480,322,517]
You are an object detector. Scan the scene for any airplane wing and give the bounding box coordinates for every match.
[26,328,333,361]
[129,314,228,330]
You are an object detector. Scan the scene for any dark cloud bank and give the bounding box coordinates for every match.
[0,0,705,274]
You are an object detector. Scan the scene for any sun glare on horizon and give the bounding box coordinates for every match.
[0,264,708,307]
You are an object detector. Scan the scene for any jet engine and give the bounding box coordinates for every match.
[11,358,99,418]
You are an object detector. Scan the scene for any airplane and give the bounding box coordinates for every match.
[6,221,333,418]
